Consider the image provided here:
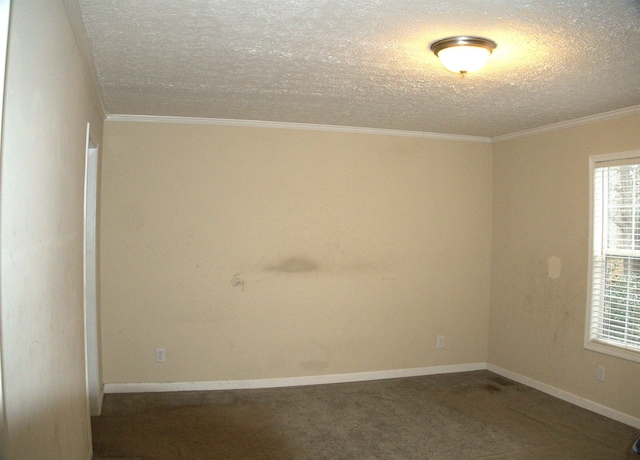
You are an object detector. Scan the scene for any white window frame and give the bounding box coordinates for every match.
[585,149,640,363]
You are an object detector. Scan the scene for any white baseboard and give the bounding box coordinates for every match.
[487,363,640,430]
[104,362,487,394]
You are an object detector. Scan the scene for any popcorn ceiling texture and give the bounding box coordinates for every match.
[78,0,640,137]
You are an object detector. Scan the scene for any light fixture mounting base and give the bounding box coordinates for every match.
[430,36,497,56]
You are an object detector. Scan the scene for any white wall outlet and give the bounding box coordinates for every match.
[155,348,166,363]
[548,256,561,278]
[437,336,445,349]
[597,365,605,382]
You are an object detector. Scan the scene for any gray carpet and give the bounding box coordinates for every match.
[92,370,639,459]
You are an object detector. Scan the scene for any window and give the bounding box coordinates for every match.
[586,150,640,363]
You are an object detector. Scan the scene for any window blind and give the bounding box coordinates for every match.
[589,161,640,355]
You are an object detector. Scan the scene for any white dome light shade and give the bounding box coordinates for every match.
[430,36,497,75]
[437,45,491,73]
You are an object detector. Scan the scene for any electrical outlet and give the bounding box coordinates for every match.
[437,336,445,349]
[597,365,605,382]
[156,348,166,363]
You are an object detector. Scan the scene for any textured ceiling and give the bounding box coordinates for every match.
[75,0,640,138]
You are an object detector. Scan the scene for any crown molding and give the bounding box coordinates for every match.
[105,114,493,143]
[106,106,640,144]
[492,105,640,143]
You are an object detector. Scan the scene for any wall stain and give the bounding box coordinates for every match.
[265,257,319,273]
[231,273,245,291]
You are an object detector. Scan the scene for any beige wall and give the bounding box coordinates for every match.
[489,113,640,419]
[0,1,103,459]
[100,121,493,384]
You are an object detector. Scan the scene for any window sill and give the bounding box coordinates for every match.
[584,339,640,364]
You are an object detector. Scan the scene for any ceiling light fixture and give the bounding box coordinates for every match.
[430,36,497,76]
